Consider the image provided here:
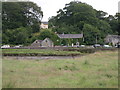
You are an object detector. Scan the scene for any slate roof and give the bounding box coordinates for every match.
[43,38,53,43]
[57,34,83,38]
[106,35,120,39]
[105,35,120,43]
[41,22,48,25]
[35,38,53,43]
[34,40,43,43]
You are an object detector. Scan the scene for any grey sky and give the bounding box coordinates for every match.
[30,0,119,21]
[118,1,120,13]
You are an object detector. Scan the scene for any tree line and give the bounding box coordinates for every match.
[2,1,120,45]
[2,2,43,45]
[49,1,120,45]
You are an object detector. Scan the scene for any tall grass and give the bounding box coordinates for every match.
[2,51,118,88]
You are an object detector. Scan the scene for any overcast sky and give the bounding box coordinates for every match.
[30,0,120,21]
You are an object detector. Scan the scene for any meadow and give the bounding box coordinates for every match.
[2,50,118,88]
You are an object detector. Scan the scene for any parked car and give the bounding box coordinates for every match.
[86,45,94,48]
[14,45,23,48]
[1,45,10,49]
[118,44,120,48]
[80,45,85,47]
[115,44,120,48]
[94,44,101,48]
[103,45,112,48]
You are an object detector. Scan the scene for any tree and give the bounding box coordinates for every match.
[2,2,43,32]
[116,13,120,35]
[48,1,111,34]
[96,10,108,20]
[49,1,97,34]
[105,14,119,35]
[2,27,32,45]
[97,20,113,36]
[82,24,101,45]
[48,1,117,45]
[15,27,29,45]
[2,1,43,45]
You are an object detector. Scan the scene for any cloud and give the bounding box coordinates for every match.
[118,1,120,13]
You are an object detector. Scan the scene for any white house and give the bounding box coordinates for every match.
[40,22,48,29]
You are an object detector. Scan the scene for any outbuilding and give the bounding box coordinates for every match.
[31,38,54,47]
[104,35,120,46]
[57,33,83,46]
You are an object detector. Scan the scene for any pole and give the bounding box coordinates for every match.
[96,35,97,44]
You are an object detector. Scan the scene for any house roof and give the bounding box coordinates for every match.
[41,22,48,25]
[34,40,43,43]
[57,34,83,38]
[105,35,120,43]
[106,35,120,38]
[34,38,53,43]
[43,38,53,43]
[106,35,120,41]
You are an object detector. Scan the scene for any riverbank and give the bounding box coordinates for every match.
[2,49,82,56]
[2,48,118,56]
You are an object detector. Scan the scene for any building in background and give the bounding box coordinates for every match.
[41,38,54,47]
[31,38,54,47]
[40,22,48,29]
[57,33,83,46]
[57,34,83,39]
[104,35,120,46]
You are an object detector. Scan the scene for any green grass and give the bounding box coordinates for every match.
[2,49,82,56]
[2,51,118,88]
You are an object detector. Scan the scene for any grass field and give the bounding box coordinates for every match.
[2,51,118,88]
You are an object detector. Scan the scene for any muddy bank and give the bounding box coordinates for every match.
[2,53,82,56]
[63,48,118,52]
[3,55,85,60]
[2,48,118,56]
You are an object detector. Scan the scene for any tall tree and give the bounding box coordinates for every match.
[49,1,114,45]
[2,2,43,32]
[2,1,43,45]
[82,24,101,45]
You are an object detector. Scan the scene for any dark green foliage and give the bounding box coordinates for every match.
[2,1,119,45]
[2,2,43,31]
[2,2,43,45]
[2,27,32,45]
[106,14,120,35]
[49,1,97,34]
[82,24,101,44]
[49,1,119,45]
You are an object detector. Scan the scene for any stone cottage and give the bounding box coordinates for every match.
[31,38,54,47]
[104,35,120,46]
